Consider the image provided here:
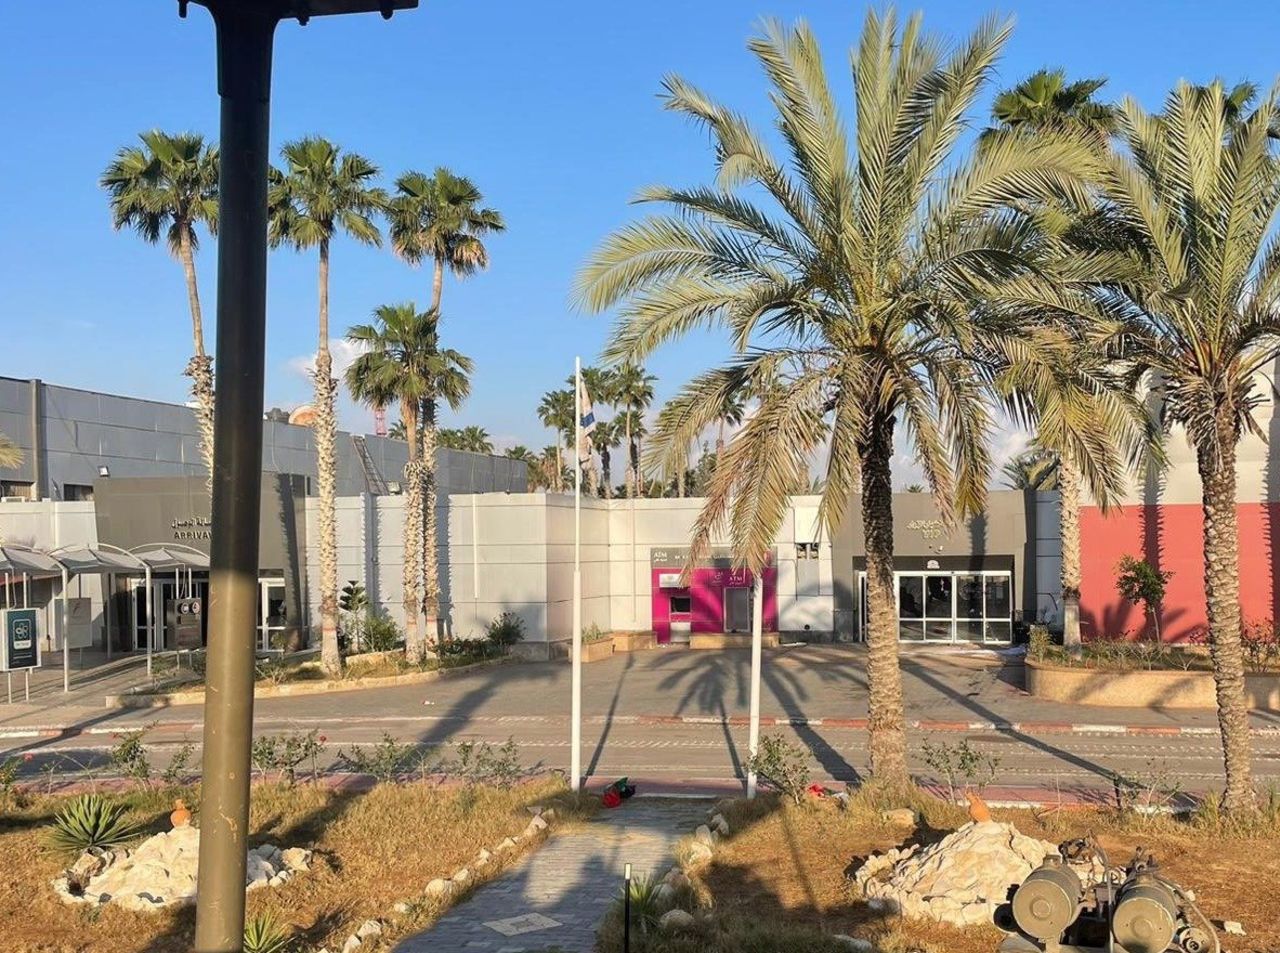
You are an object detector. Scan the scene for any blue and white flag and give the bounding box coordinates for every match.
[577,377,596,468]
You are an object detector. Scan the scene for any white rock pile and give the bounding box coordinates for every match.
[52,826,312,912]
[854,820,1101,928]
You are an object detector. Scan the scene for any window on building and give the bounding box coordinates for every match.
[0,481,33,500]
[63,484,94,502]
[670,595,691,615]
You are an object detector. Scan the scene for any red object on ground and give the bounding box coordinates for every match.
[807,783,827,799]
[602,788,622,809]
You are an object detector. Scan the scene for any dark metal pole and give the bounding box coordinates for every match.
[194,6,276,951]
[623,862,632,953]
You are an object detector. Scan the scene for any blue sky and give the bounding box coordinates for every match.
[2,0,1278,468]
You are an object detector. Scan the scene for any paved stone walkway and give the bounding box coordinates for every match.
[394,798,708,953]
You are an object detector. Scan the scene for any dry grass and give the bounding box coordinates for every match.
[2,775,583,952]
[599,784,1280,953]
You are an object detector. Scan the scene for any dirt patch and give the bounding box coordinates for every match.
[2,776,576,952]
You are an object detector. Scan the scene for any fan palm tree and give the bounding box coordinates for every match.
[388,167,505,313]
[537,389,574,492]
[590,418,621,498]
[102,131,219,474]
[271,136,386,673]
[537,445,567,491]
[1087,81,1280,814]
[713,390,746,464]
[437,428,466,450]
[459,426,493,453]
[613,364,655,497]
[345,300,471,660]
[578,10,1103,783]
[387,419,408,441]
[988,69,1116,147]
[0,432,23,470]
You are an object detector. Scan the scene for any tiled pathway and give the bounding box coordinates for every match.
[394,798,707,953]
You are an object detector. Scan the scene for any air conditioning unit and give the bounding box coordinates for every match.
[1,496,30,504]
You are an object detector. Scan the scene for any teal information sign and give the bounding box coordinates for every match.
[2,609,40,671]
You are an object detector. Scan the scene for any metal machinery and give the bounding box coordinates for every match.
[996,839,1219,953]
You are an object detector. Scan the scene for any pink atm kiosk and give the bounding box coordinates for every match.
[649,547,777,645]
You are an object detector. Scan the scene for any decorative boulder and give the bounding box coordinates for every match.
[658,909,695,931]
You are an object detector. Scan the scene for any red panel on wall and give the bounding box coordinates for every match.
[1079,502,1280,642]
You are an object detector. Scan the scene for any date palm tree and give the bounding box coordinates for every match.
[102,131,219,475]
[387,419,408,441]
[537,389,574,492]
[346,304,471,659]
[0,432,23,471]
[1090,80,1280,814]
[613,364,655,497]
[591,418,621,498]
[986,69,1127,649]
[1000,446,1059,490]
[388,167,505,313]
[271,136,386,673]
[459,426,494,453]
[578,10,1101,783]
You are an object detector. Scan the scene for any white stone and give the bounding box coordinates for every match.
[1224,921,1246,936]
[281,847,312,872]
[694,824,715,846]
[496,837,517,852]
[854,821,1102,928]
[658,909,695,931]
[527,805,544,816]
[832,936,873,953]
[664,869,691,890]
[392,902,411,915]
[528,814,549,832]
[542,808,556,822]
[341,935,361,953]
[477,848,492,863]
[881,808,918,827]
[684,841,713,866]
[424,878,452,899]
[356,919,382,939]
[452,867,472,886]
[710,813,730,836]
[654,883,676,906]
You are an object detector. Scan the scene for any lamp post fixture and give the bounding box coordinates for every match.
[178,3,416,951]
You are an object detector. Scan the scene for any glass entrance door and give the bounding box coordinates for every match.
[857,569,1013,644]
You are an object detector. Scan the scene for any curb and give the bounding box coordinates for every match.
[629,715,1280,738]
[101,657,512,709]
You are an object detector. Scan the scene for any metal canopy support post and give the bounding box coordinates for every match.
[746,571,763,798]
[105,572,113,660]
[61,566,70,694]
[191,5,275,951]
[146,565,154,677]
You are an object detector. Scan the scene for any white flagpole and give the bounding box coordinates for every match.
[571,356,583,791]
[747,567,764,798]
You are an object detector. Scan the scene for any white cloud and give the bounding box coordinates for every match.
[286,338,367,382]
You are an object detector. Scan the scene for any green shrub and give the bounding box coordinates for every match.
[338,732,416,783]
[161,742,196,788]
[362,612,403,653]
[429,738,525,788]
[745,734,812,805]
[486,612,525,651]
[1027,624,1052,660]
[921,738,1001,802]
[0,756,21,807]
[583,623,611,644]
[252,730,327,786]
[109,728,152,787]
[47,795,139,855]
[243,914,295,953]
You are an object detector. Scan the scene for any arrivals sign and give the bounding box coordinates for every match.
[1,608,41,671]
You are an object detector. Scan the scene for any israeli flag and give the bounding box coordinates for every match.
[577,378,596,467]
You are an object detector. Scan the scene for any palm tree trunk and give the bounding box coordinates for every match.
[637,432,645,496]
[422,397,442,648]
[1058,452,1082,649]
[602,446,613,499]
[861,415,908,785]
[625,415,635,499]
[553,440,564,493]
[178,230,215,478]
[1197,422,1255,815]
[400,398,422,659]
[431,256,445,313]
[315,239,341,674]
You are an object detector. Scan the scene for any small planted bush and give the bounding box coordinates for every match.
[338,732,416,783]
[251,730,327,786]
[243,914,295,953]
[429,738,525,788]
[921,738,1001,802]
[486,612,525,652]
[363,612,403,653]
[745,734,812,805]
[47,795,139,855]
[109,728,152,788]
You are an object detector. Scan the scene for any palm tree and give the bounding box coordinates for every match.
[613,364,655,497]
[537,389,574,492]
[505,445,534,461]
[988,69,1116,147]
[437,428,466,450]
[590,418,621,498]
[388,167,505,313]
[271,136,386,673]
[387,419,408,441]
[461,426,493,453]
[0,432,23,470]
[537,446,567,491]
[346,304,471,659]
[1000,447,1059,490]
[578,10,1101,783]
[102,131,219,474]
[1088,81,1280,814]
[714,390,745,463]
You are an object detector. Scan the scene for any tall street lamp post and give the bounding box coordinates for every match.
[179,3,416,951]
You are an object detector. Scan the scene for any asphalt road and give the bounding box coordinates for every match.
[5,645,1278,799]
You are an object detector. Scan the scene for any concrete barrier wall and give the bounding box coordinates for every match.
[1025,658,1280,710]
